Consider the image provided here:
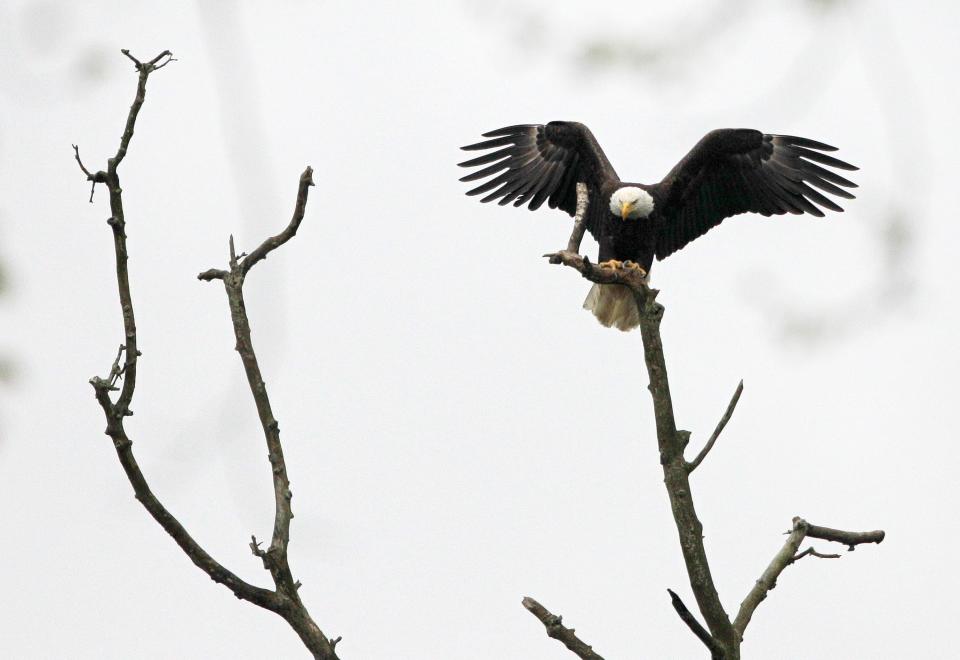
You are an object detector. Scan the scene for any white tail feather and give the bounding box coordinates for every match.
[583,283,641,331]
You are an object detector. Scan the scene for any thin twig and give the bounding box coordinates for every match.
[71,144,106,202]
[71,143,94,178]
[687,380,744,473]
[667,589,723,659]
[120,48,175,71]
[120,48,141,68]
[790,547,841,564]
[113,49,172,168]
[152,53,178,70]
[522,597,605,660]
[237,167,315,276]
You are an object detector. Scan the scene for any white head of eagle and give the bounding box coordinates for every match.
[609,186,654,220]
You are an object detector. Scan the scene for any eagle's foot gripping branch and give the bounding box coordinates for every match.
[622,261,647,275]
[599,259,623,270]
[543,250,652,298]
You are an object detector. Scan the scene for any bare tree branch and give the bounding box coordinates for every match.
[522,597,605,660]
[198,166,336,657]
[732,518,808,640]
[81,48,167,431]
[805,521,886,550]
[687,380,744,473]
[733,517,885,640]
[238,167,314,276]
[543,249,650,290]
[667,589,722,660]
[79,51,338,659]
[70,144,106,203]
[113,50,173,169]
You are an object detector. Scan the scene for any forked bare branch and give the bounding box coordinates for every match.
[733,517,885,640]
[79,50,338,659]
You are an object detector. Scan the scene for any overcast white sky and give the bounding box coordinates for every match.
[1,0,958,658]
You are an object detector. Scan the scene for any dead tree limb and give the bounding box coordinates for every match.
[543,254,886,659]
[687,380,743,473]
[804,521,886,550]
[78,50,339,659]
[197,168,334,656]
[668,589,723,660]
[522,597,605,660]
[733,517,885,640]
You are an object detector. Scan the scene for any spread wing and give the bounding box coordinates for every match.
[655,129,858,260]
[458,121,619,217]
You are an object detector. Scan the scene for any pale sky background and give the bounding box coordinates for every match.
[1,0,958,658]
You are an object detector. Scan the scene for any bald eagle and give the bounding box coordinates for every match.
[458,122,857,330]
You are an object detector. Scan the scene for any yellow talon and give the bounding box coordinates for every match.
[622,261,647,275]
[599,260,623,269]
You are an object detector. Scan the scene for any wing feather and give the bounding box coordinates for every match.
[457,148,515,169]
[804,175,856,199]
[797,182,845,213]
[789,145,858,171]
[528,163,568,210]
[481,124,537,138]
[460,135,521,151]
[459,122,619,222]
[801,161,858,189]
[654,129,858,259]
[457,159,512,183]
[774,135,839,151]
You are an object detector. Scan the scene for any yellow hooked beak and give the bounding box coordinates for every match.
[620,201,633,220]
